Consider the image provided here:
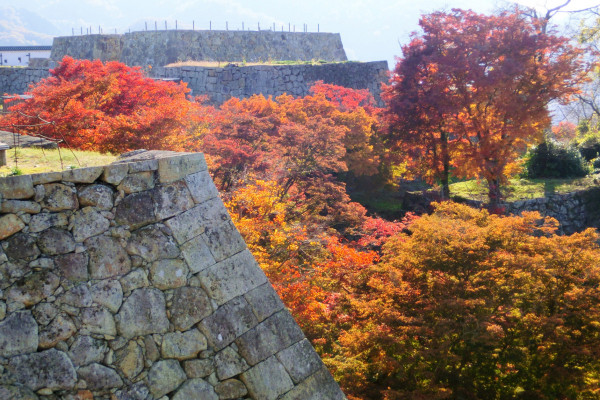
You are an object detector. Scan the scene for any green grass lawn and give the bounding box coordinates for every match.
[0,147,117,177]
[449,175,600,202]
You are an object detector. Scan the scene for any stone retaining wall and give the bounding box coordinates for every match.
[51,31,347,66]
[0,68,49,96]
[0,151,344,399]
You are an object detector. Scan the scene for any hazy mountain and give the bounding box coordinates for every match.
[0,6,59,45]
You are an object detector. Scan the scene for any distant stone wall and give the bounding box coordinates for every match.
[0,61,389,106]
[51,31,347,66]
[0,68,49,95]
[150,61,389,105]
[0,151,344,399]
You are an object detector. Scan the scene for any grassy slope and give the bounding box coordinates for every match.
[0,147,117,177]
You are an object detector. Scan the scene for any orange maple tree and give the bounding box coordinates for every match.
[1,56,199,153]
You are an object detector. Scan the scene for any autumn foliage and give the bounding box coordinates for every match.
[1,56,199,153]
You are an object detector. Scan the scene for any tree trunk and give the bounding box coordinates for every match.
[487,178,502,209]
[440,130,450,199]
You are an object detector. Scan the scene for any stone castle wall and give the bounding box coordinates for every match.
[0,61,388,106]
[0,151,344,399]
[51,31,347,66]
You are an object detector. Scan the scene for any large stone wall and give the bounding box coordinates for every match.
[0,151,345,399]
[0,68,49,96]
[0,61,389,106]
[51,31,347,66]
[150,61,389,105]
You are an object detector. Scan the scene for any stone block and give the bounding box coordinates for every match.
[78,363,123,390]
[42,183,78,211]
[0,175,34,199]
[276,339,323,383]
[215,379,248,400]
[0,200,41,214]
[81,306,117,336]
[55,252,89,282]
[198,249,268,306]
[77,184,114,210]
[0,311,38,357]
[280,366,345,400]
[214,346,250,380]
[8,349,77,391]
[172,378,218,400]
[149,258,188,290]
[68,335,108,366]
[203,221,246,262]
[114,340,144,380]
[198,296,258,351]
[59,284,93,308]
[158,153,207,183]
[184,170,219,204]
[117,171,155,194]
[128,158,158,173]
[0,214,25,240]
[161,328,208,360]
[37,227,76,255]
[31,171,63,185]
[169,286,213,331]
[114,191,157,229]
[32,302,58,326]
[126,224,179,262]
[7,270,60,308]
[147,359,187,398]
[29,212,69,233]
[240,356,294,400]
[70,207,111,243]
[184,359,214,379]
[152,181,195,220]
[38,314,77,349]
[119,268,149,293]
[102,163,129,186]
[116,288,169,338]
[244,283,285,322]
[62,166,104,183]
[236,310,305,366]
[180,234,216,273]
[165,197,229,244]
[85,235,131,279]
[91,279,123,313]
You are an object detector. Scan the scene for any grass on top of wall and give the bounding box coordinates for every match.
[0,147,117,177]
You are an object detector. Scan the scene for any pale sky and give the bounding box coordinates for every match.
[0,0,598,68]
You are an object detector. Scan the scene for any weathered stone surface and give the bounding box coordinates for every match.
[0,175,34,199]
[144,335,160,362]
[0,214,25,240]
[3,232,39,260]
[198,249,268,306]
[152,181,194,220]
[0,385,38,400]
[37,228,75,255]
[199,296,258,351]
[119,268,149,293]
[164,197,229,244]
[169,286,212,331]
[126,225,179,262]
[7,270,60,307]
[244,283,285,322]
[161,329,207,360]
[0,259,30,288]
[276,339,323,384]
[116,288,169,338]
[183,359,214,379]
[203,221,246,262]
[81,306,117,336]
[8,349,77,391]
[62,166,103,183]
[236,310,305,366]
[0,200,41,214]
[0,311,38,357]
[42,183,78,211]
[172,378,218,400]
[55,252,88,282]
[78,363,123,390]
[91,279,123,313]
[59,284,93,308]
[38,314,77,349]
[280,366,345,400]
[28,212,69,233]
[71,207,110,242]
[114,382,151,400]
[31,171,63,185]
[147,359,187,398]
[128,158,158,173]
[149,258,188,290]
[215,379,248,400]
[114,191,156,229]
[214,346,250,380]
[185,169,219,204]
[29,257,54,270]
[241,356,294,400]
[85,235,131,279]
[102,163,129,186]
[77,184,114,210]
[180,234,216,273]
[32,302,58,326]
[158,153,207,184]
[114,340,144,380]
[117,171,155,194]
[69,335,107,366]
